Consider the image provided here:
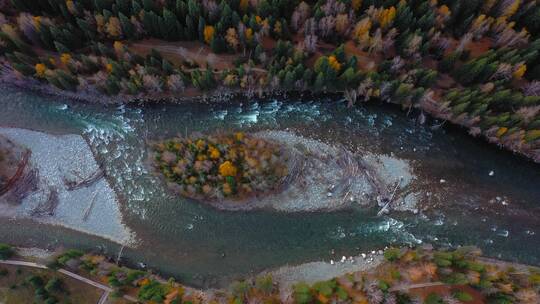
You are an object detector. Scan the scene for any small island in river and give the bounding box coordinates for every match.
[153,130,424,212]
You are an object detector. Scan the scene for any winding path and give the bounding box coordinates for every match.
[389,281,446,292]
[0,259,137,303]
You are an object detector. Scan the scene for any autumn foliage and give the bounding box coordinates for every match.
[153,133,288,200]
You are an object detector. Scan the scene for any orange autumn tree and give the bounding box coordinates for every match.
[204,25,215,44]
[35,63,46,77]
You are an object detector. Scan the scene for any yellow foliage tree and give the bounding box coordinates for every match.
[60,53,71,65]
[513,64,526,79]
[352,0,362,11]
[219,161,237,177]
[95,14,105,33]
[239,0,249,12]
[274,21,282,35]
[245,28,254,41]
[208,146,221,159]
[472,14,487,28]
[354,18,371,44]
[32,16,41,30]
[378,6,396,29]
[502,0,520,18]
[204,25,215,43]
[235,132,244,141]
[438,5,450,17]
[482,0,498,13]
[113,41,124,55]
[225,28,239,50]
[106,17,122,38]
[496,127,508,137]
[0,24,18,41]
[35,63,46,77]
[328,56,341,72]
[66,0,77,15]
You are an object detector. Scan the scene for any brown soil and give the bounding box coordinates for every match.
[130,39,237,70]
[261,36,277,50]
[344,40,380,71]
[467,37,493,58]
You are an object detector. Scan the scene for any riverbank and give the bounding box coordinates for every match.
[0,127,135,246]
[3,244,539,304]
[2,68,539,168]
[259,251,384,289]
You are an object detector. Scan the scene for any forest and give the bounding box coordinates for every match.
[0,0,539,161]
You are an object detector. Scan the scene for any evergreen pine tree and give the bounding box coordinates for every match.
[185,15,196,40]
[284,70,295,88]
[143,0,156,12]
[198,17,206,42]
[119,13,135,39]
[131,0,143,15]
[162,9,181,40]
[302,69,313,85]
[54,41,70,53]
[314,72,325,90]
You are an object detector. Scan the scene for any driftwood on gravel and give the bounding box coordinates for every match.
[377,178,402,216]
[82,192,98,221]
[1,168,39,206]
[356,156,389,200]
[63,168,104,191]
[0,149,31,197]
[30,187,59,217]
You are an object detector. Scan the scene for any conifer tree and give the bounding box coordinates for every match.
[314,72,325,90]
[119,13,135,39]
[162,8,182,40]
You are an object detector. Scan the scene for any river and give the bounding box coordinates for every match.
[0,85,539,288]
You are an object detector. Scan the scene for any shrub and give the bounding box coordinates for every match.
[425,293,444,304]
[45,277,63,293]
[126,270,146,285]
[378,280,390,291]
[293,283,313,304]
[56,249,84,265]
[453,291,473,302]
[138,280,167,302]
[255,275,273,294]
[313,280,336,297]
[529,272,540,285]
[0,243,14,260]
[442,272,468,285]
[27,275,44,288]
[231,280,249,298]
[44,297,58,304]
[384,248,401,261]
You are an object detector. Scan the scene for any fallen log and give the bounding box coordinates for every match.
[64,169,104,191]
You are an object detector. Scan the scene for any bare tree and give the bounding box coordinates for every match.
[522,80,540,96]
[303,34,318,53]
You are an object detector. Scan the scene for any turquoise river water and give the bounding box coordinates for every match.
[0,85,539,288]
